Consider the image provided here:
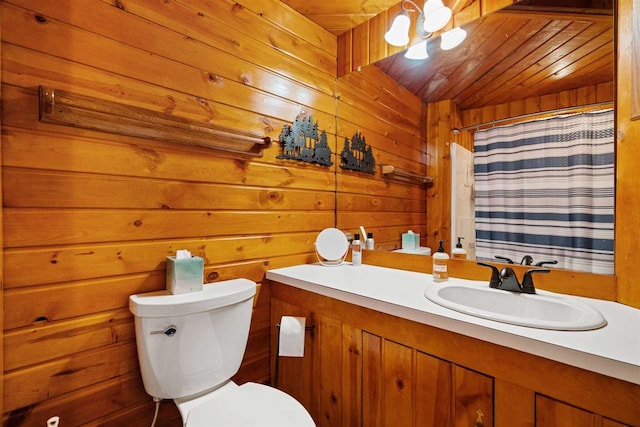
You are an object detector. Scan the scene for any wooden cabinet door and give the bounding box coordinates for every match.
[453,365,494,427]
[603,419,632,427]
[494,379,535,426]
[382,339,415,426]
[363,332,383,427]
[416,350,452,426]
[363,333,453,427]
[536,395,595,426]
[536,395,631,427]
[315,314,345,427]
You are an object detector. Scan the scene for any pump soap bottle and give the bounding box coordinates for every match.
[366,232,375,250]
[452,237,467,260]
[352,233,362,266]
[432,240,449,282]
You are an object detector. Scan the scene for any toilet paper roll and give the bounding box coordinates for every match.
[278,316,306,357]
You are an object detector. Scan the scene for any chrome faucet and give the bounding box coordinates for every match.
[477,263,550,294]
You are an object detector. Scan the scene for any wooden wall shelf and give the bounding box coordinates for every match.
[38,86,271,157]
[381,164,433,185]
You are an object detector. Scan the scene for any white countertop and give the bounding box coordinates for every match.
[266,263,640,385]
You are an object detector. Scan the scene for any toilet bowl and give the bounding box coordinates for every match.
[129,278,314,426]
[176,381,313,426]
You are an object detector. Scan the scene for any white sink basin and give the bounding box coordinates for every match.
[424,280,607,331]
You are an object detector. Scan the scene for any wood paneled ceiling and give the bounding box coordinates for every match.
[279,0,400,35]
[291,0,613,110]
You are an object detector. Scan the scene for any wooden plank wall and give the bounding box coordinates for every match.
[461,82,615,128]
[0,0,340,425]
[425,99,466,253]
[615,0,640,309]
[336,65,428,251]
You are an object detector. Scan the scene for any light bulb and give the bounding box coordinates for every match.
[384,12,411,46]
[440,26,467,50]
[423,0,452,33]
[404,40,429,60]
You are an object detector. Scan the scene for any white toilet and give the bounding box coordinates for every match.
[129,278,315,427]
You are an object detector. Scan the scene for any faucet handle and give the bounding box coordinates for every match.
[494,255,514,264]
[522,268,550,294]
[477,262,501,288]
[520,255,534,265]
[535,260,558,267]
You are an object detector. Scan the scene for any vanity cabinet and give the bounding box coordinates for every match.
[272,291,493,426]
[269,281,639,427]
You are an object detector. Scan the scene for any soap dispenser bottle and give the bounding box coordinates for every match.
[432,240,449,282]
[366,232,375,250]
[352,233,362,266]
[452,237,467,260]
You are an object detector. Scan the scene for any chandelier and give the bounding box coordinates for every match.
[384,0,467,60]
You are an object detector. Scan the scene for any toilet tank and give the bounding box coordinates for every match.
[129,278,256,399]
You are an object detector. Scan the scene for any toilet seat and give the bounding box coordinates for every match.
[179,382,315,427]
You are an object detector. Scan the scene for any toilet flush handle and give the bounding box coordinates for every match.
[150,325,177,337]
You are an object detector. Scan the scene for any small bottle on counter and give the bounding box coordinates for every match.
[452,237,467,260]
[365,232,375,250]
[432,240,449,282]
[352,233,362,266]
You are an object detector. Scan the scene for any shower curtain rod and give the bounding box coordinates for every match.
[453,101,613,133]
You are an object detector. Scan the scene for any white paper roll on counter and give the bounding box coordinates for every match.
[278,316,306,357]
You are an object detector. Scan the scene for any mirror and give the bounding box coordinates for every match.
[335,0,615,274]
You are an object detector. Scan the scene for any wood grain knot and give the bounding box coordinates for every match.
[396,379,405,390]
[207,272,219,281]
[34,14,48,24]
[260,190,283,204]
[133,220,143,227]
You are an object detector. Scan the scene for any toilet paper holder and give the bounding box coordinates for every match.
[273,322,315,388]
[276,322,315,331]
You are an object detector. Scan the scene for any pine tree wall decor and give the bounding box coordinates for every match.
[340,131,375,175]
[276,113,333,166]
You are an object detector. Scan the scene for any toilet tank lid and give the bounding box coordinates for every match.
[129,278,256,318]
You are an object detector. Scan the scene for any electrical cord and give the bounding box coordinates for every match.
[150,397,162,427]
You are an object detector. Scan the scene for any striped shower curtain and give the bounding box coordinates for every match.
[474,109,614,275]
